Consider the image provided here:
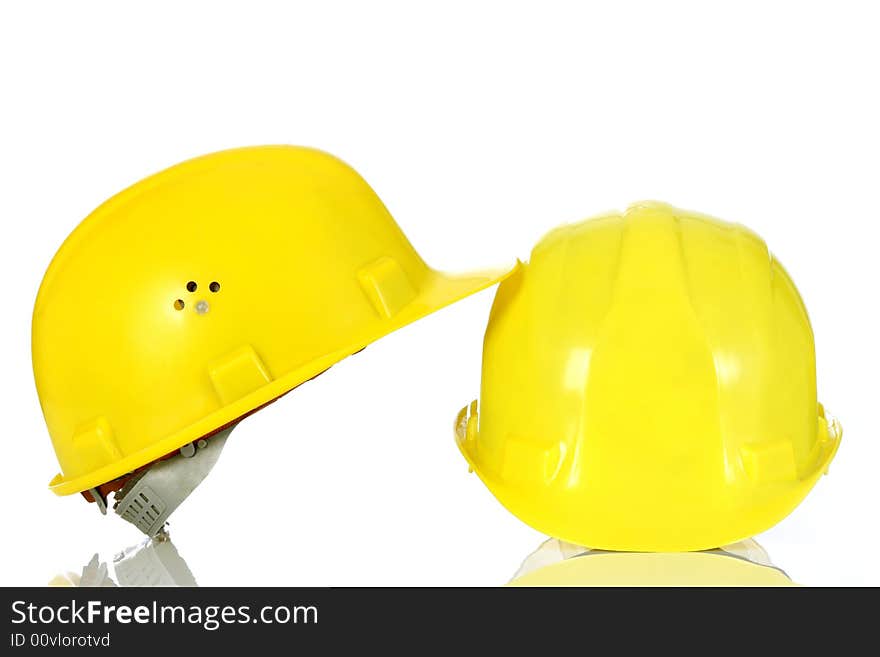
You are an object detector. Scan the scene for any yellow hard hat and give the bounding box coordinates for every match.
[33,145,511,533]
[456,202,841,552]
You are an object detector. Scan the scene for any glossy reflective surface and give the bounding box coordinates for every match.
[52,532,794,587]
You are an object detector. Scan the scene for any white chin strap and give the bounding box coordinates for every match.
[110,425,234,536]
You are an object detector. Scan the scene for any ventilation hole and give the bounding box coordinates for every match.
[186,281,198,292]
[209,281,221,293]
[174,299,185,311]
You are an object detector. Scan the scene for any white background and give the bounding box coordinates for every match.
[1,1,877,586]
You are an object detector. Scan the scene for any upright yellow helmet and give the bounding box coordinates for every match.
[456,202,840,552]
[33,145,510,534]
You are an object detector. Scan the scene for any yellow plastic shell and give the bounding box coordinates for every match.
[508,552,794,587]
[457,202,840,552]
[35,145,511,495]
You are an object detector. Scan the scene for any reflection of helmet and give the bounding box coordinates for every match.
[508,539,794,586]
[111,532,197,587]
[34,146,511,533]
[457,202,841,552]
[49,530,196,587]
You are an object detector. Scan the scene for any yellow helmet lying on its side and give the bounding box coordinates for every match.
[33,145,512,535]
[457,202,840,552]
